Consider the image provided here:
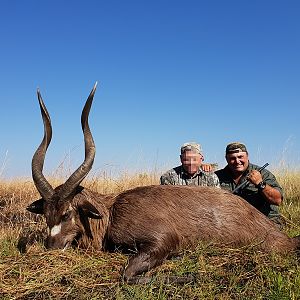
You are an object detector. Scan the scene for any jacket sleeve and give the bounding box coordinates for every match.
[160,172,174,185]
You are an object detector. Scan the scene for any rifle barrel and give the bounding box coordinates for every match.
[232,163,269,194]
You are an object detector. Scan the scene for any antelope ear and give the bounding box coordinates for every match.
[27,199,45,214]
[79,200,103,219]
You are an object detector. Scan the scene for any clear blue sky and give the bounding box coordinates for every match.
[0,0,299,178]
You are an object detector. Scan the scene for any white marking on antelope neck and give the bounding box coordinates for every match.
[50,223,62,237]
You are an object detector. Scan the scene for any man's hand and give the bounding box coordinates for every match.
[247,170,282,205]
[247,170,263,186]
[202,164,213,172]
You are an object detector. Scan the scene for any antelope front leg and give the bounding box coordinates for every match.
[124,251,168,282]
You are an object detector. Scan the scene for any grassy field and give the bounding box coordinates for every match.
[1,170,300,299]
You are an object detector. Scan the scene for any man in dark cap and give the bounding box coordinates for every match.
[215,142,283,225]
[160,142,220,187]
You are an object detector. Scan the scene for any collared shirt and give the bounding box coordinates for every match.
[160,165,220,187]
[215,163,283,221]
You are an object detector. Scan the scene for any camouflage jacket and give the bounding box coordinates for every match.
[215,163,283,222]
[160,165,220,187]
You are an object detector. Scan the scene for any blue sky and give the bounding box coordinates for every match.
[0,0,299,178]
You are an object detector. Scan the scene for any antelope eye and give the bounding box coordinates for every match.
[62,211,71,222]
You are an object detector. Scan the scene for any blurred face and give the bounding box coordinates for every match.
[180,150,203,175]
[226,152,249,174]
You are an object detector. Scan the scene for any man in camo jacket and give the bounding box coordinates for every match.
[160,142,220,187]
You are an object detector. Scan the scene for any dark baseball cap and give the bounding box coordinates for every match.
[226,142,248,155]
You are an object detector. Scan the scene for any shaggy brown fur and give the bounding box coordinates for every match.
[66,185,299,280]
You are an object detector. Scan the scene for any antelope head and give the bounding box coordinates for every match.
[27,84,102,250]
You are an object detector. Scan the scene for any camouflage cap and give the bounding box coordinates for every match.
[225,142,248,155]
[180,142,203,155]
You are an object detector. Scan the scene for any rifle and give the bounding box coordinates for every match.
[232,163,269,194]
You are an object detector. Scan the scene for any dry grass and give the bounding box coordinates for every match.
[0,170,300,299]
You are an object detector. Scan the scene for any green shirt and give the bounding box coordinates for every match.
[215,163,283,221]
